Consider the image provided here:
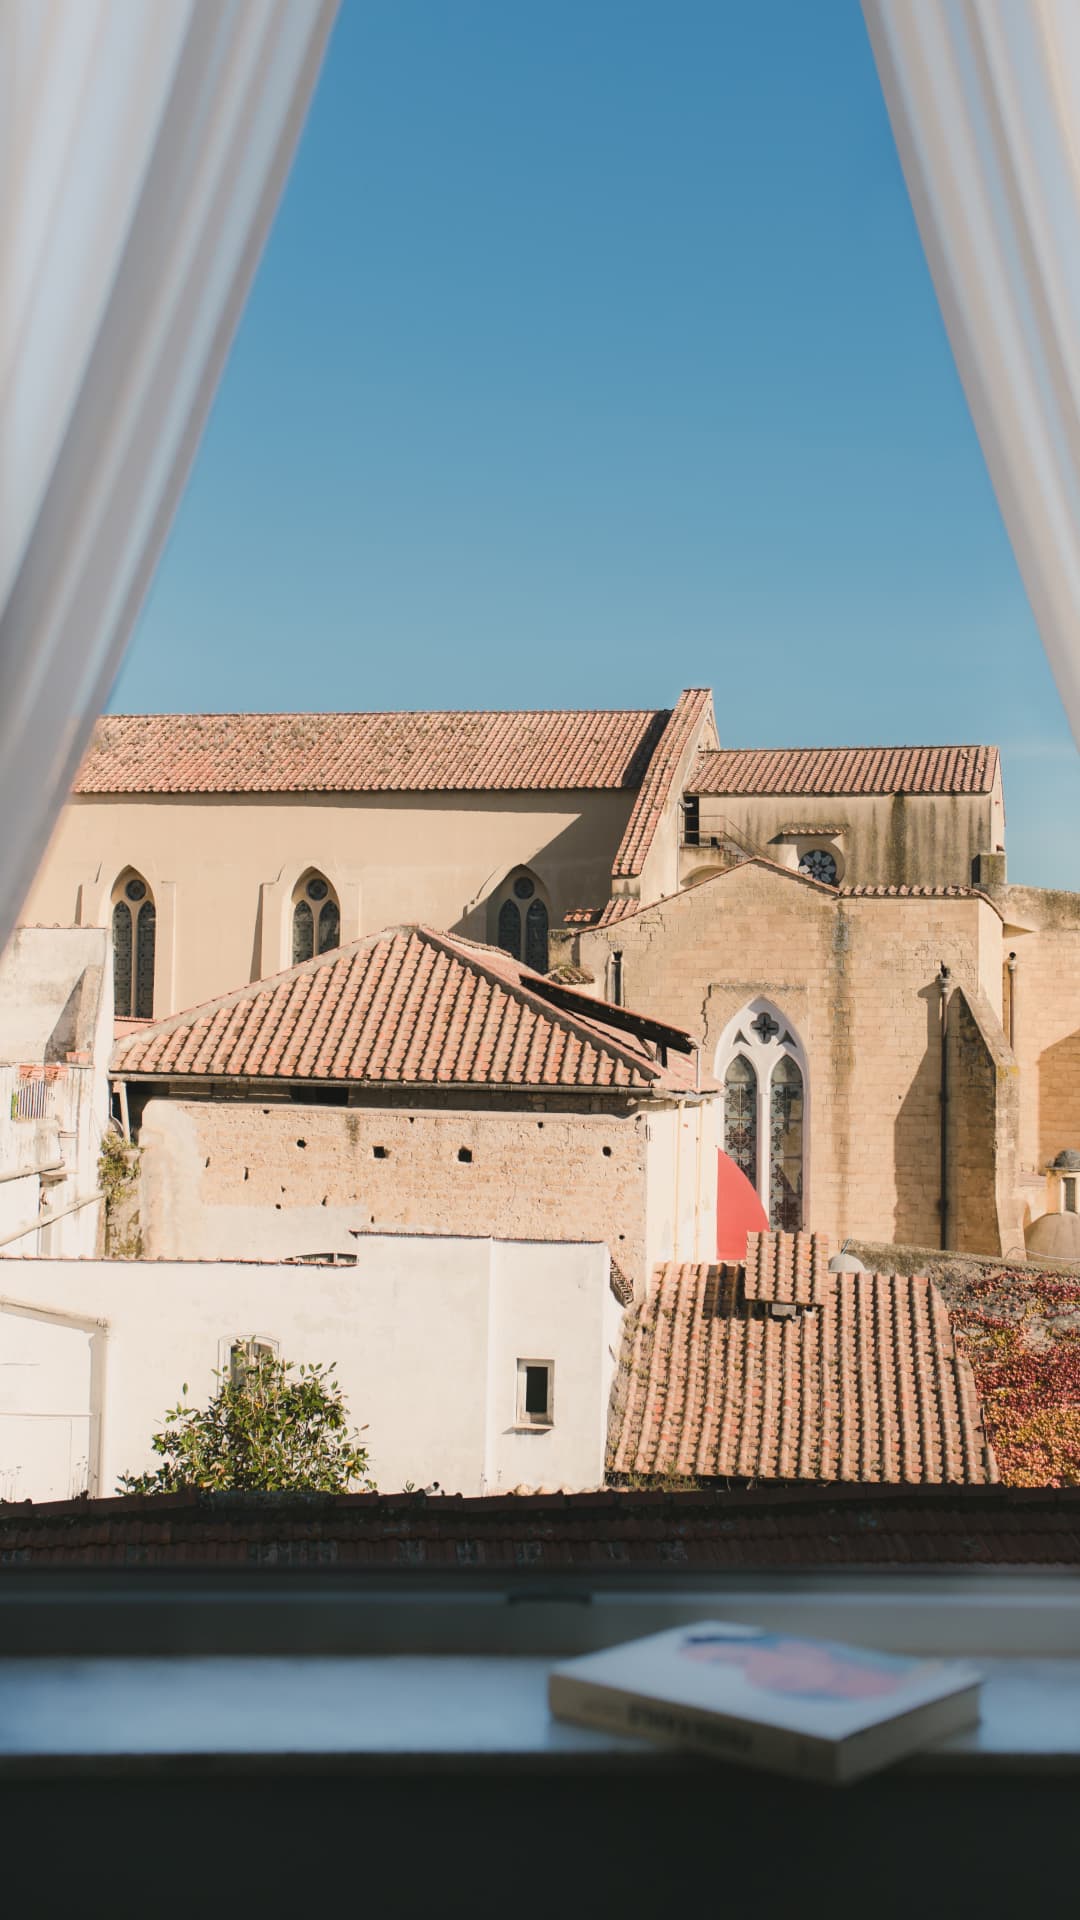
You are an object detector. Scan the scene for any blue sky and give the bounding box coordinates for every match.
[113,0,1080,886]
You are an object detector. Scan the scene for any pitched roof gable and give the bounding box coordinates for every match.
[689,743,999,799]
[75,706,672,796]
[610,1246,996,1485]
[611,688,716,879]
[110,925,702,1095]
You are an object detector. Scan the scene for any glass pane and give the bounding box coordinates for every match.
[723,1054,757,1185]
[307,875,329,902]
[293,899,314,964]
[769,1054,803,1231]
[497,899,521,959]
[317,899,340,954]
[524,899,548,973]
[135,902,156,1019]
[112,901,133,1019]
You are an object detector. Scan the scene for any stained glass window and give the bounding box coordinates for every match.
[113,901,133,1018]
[317,898,340,954]
[513,875,535,900]
[724,1055,757,1185]
[525,899,548,973]
[497,898,521,959]
[798,848,838,885]
[134,901,156,1019]
[769,1054,803,1231]
[293,899,314,964]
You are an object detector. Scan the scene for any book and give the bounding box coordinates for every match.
[548,1620,981,1784]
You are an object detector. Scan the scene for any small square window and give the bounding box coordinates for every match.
[516,1358,553,1427]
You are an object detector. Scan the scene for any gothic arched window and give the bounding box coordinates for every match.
[716,1000,808,1231]
[493,870,550,972]
[292,872,340,964]
[112,872,155,1018]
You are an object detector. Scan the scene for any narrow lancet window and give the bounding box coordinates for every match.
[724,1055,757,1184]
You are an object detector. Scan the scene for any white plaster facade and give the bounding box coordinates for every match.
[0,928,112,1259]
[0,1237,625,1501]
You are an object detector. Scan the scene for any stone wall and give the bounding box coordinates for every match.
[687,785,1003,891]
[945,985,1022,1258]
[136,1097,654,1285]
[988,886,1080,1193]
[567,861,1008,1251]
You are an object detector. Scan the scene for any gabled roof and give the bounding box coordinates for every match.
[110,926,703,1096]
[609,1245,996,1485]
[611,688,716,878]
[689,743,999,799]
[75,706,672,796]
[565,861,1004,931]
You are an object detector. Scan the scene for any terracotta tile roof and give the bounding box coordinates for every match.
[110,925,701,1095]
[563,896,642,929]
[4,1484,1075,1568]
[610,1256,996,1485]
[612,689,715,878]
[841,884,987,901]
[744,1230,831,1306]
[75,707,671,795]
[689,743,999,798]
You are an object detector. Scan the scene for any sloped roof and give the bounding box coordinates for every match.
[689,744,999,798]
[610,1253,996,1485]
[744,1230,831,1306]
[611,688,715,878]
[3,1484,1078,1568]
[110,925,701,1095]
[74,706,671,795]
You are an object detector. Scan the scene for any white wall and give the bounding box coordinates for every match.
[644,1098,718,1275]
[0,1237,624,1500]
[0,927,111,1259]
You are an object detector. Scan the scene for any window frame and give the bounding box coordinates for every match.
[515,1356,554,1429]
[716,998,809,1230]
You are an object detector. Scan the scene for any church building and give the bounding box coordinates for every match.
[23,686,1080,1260]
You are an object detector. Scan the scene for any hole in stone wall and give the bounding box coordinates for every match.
[321,1196,328,1206]
[296,1138,306,1149]
[275,1202,282,1210]
[372,1145,388,1159]
[537,1121,544,1129]
[458,1147,472,1163]
[602,1146,612,1157]
[204,1156,210,1168]
[243,1168,249,1181]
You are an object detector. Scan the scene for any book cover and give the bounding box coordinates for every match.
[549,1620,981,1783]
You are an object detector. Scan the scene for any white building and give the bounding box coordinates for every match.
[0,1237,624,1501]
[0,927,112,1262]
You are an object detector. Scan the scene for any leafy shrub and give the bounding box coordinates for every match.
[119,1347,375,1494]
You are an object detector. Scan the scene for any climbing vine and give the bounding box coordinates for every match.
[950,1272,1080,1487]
[98,1128,141,1258]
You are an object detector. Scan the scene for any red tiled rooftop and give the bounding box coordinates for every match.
[110,925,702,1095]
[743,1230,831,1306]
[75,706,672,795]
[689,743,999,799]
[610,1256,996,1486]
[611,689,715,878]
[2,1483,1074,1568]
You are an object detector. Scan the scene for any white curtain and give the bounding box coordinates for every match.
[862,0,1080,751]
[0,0,337,948]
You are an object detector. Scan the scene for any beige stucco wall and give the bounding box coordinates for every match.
[687,784,1002,890]
[986,885,1080,1202]
[0,1238,624,1498]
[23,787,636,1015]
[130,1094,717,1294]
[567,862,1010,1251]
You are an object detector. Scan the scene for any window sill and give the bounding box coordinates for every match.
[2,1568,1080,1776]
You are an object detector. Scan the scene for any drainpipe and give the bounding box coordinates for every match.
[1006,951,1017,1052]
[939,963,951,1250]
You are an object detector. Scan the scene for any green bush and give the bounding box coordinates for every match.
[118,1347,375,1494]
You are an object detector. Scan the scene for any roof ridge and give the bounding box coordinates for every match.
[413,927,672,1088]
[102,704,668,723]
